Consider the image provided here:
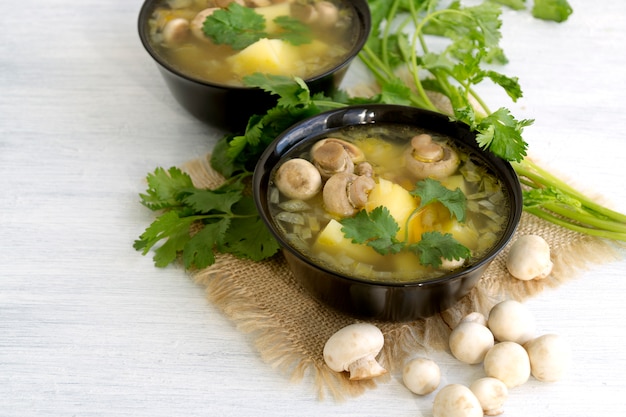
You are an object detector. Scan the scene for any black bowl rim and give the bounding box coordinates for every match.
[137,0,372,91]
[253,104,523,289]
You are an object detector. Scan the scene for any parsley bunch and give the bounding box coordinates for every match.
[133,167,279,269]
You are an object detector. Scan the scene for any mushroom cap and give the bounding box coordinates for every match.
[312,138,365,162]
[314,1,340,27]
[162,18,190,46]
[461,312,488,326]
[506,234,553,281]
[469,377,508,416]
[311,140,355,179]
[483,342,531,388]
[322,172,358,217]
[487,299,535,344]
[402,357,441,395]
[274,158,322,200]
[347,175,376,208]
[404,134,459,180]
[190,8,218,42]
[323,323,385,376]
[449,321,495,364]
[524,334,571,382]
[433,384,483,417]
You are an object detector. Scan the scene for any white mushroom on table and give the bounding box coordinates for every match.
[402,357,441,395]
[322,323,387,380]
[469,377,509,416]
[506,234,553,281]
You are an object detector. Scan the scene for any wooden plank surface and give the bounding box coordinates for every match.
[1,1,625,416]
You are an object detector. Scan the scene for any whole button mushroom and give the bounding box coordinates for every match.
[449,321,495,364]
[190,8,218,42]
[524,334,571,382]
[433,384,483,417]
[274,158,322,200]
[162,18,190,46]
[313,1,340,27]
[404,134,459,180]
[469,377,508,416]
[483,341,531,388]
[487,299,535,344]
[310,138,364,179]
[506,234,553,281]
[323,172,375,217]
[323,323,387,380]
[402,357,441,395]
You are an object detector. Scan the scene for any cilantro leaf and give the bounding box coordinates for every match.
[243,74,311,108]
[218,196,281,260]
[407,231,471,268]
[532,0,573,22]
[135,167,280,270]
[340,207,404,255]
[203,3,266,50]
[411,178,467,222]
[273,16,312,46]
[202,4,312,50]
[183,220,230,269]
[183,182,244,214]
[134,211,197,267]
[474,107,533,162]
[139,167,194,211]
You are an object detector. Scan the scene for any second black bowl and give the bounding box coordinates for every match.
[138,0,371,130]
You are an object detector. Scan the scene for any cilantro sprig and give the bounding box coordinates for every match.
[133,167,280,269]
[359,0,533,162]
[340,179,471,268]
[202,3,312,50]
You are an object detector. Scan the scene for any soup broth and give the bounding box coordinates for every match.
[146,0,360,86]
[268,124,512,283]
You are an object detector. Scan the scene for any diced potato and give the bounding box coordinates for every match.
[440,174,467,194]
[228,38,299,77]
[255,2,291,33]
[443,219,479,250]
[298,39,330,59]
[365,178,418,239]
[313,219,382,264]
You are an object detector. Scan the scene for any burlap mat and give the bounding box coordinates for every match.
[180,153,619,401]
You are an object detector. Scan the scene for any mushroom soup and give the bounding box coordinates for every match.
[268,124,512,283]
[145,0,360,86]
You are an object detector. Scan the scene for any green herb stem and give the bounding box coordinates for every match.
[524,207,626,242]
[513,159,626,224]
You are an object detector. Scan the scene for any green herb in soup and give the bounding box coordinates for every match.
[268,125,511,283]
[147,0,358,86]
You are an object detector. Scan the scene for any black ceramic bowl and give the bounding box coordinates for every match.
[137,0,371,130]
[253,105,523,321]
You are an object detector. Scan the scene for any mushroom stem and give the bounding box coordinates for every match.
[347,355,387,380]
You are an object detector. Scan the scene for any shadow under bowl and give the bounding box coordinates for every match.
[137,0,371,131]
[253,105,523,322]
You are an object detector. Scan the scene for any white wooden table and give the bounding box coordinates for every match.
[1,1,625,416]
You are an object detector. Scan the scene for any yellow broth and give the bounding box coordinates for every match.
[268,124,512,283]
[146,0,359,86]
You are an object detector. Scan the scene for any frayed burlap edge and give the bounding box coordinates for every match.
[182,152,622,401]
